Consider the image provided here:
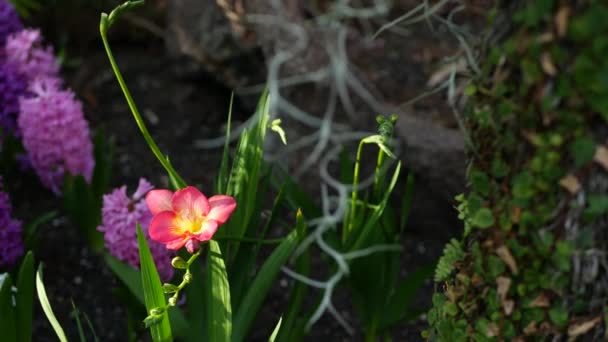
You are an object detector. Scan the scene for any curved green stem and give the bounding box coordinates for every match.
[100,3,187,188]
[344,139,365,242]
[167,248,202,308]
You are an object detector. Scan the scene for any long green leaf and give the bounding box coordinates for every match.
[0,273,16,342]
[36,264,67,342]
[16,251,34,342]
[136,224,172,342]
[232,212,305,342]
[206,240,232,341]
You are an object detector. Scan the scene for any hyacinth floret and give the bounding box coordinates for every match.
[0,179,23,269]
[98,178,174,281]
[18,77,94,193]
[5,29,59,81]
[0,0,23,46]
[0,61,26,135]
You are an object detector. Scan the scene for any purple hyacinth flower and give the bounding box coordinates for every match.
[98,179,174,282]
[0,61,27,135]
[0,0,23,46]
[5,29,59,82]
[18,77,94,194]
[0,179,23,269]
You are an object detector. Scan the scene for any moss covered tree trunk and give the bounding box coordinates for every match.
[427,1,608,340]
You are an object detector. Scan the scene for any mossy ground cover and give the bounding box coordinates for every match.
[427,1,608,340]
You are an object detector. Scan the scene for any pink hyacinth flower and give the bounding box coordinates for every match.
[146,186,236,253]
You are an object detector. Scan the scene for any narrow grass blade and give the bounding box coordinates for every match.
[136,224,172,342]
[36,264,68,342]
[399,171,415,233]
[16,251,34,342]
[71,301,87,342]
[268,317,282,342]
[206,240,232,341]
[217,93,234,194]
[232,213,305,342]
[0,273,16,342]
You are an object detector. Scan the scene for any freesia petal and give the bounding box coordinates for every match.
[194,220,219,241]
[146,189,173,215]
[207,195,237,224]
[166,236,190,250]
[149,211,184,243]
[172,186,209,217]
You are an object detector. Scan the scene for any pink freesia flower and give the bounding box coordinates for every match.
[146,186,236,253]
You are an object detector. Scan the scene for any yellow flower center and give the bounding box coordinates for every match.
[175,214,206,234]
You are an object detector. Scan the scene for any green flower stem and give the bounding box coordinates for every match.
[373,148,385,199]
[167,248,202,308]
[344,139,365,242]
[100,3,187,188]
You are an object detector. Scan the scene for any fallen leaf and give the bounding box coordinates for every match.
[536,32,554,44]
[568,316,602,337]
[486,323,500,337]
[471,274,484,286]
[530,293,551,308]
[559,175,581,194]
[541,52,557,76]
[503,299,514,316]
[496,276,512,300]
[496,246,519,275]
[593,145,608,171]
[524,321,538,335]
[555,6,571,38]
[512,206,522,223]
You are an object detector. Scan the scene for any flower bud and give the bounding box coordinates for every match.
[162,283,178,294]
[183,273,193,284]
[149,307,165,316]
[171,256,187,269]
[168,296,177,306]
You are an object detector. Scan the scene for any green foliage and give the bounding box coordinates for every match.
[434,239,464,282]
[16,252,35,342]
[205,241,232,342]
[136,224,172,341]
[36,264,68,342]
[232,215,305,342]
[428,1,608,339]
[63,131,113,251]
[0,274,17,342]
[569,136,596,168]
